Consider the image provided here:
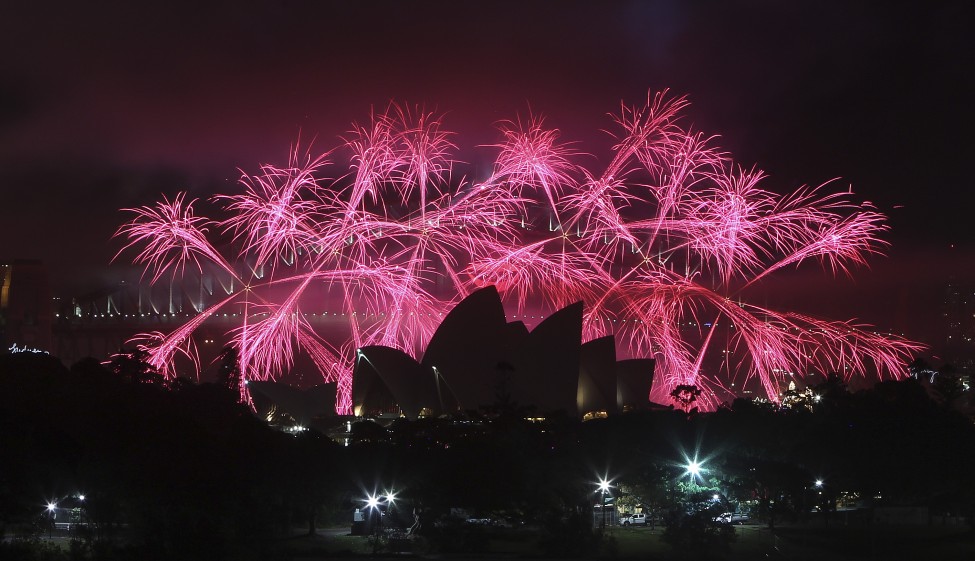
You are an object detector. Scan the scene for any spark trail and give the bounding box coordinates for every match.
[116,93,923,413]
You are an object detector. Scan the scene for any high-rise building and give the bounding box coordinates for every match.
[0,260,52,353]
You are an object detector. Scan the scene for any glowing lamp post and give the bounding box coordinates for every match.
[383,491,397,533]
[597,479,611,530]
[365,490,397,553]
[813,479,826,523]
[46,502,57,538]
[77,494,86,527]
[365,494,381,552]
[365,494,380,532]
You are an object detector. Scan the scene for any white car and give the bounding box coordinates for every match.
[714,512,749,524]
[620,513,648,526]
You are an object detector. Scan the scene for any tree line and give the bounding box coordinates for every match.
[1,351,973,560]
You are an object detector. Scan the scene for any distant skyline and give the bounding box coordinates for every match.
[2,0,973,356]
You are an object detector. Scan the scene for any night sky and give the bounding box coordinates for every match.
[2,1,973,353]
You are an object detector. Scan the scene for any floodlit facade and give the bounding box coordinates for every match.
[352,286,655,420]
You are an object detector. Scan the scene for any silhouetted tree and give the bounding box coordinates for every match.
[215,346,241,391]
[909,356,936,380]
[106,348,166,386]
[933,363,966,407]
[671,384,702,412]
[662,509,736,560]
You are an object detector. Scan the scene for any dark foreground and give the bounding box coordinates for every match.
[6,520,975,560]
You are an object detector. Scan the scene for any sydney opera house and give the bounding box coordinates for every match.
[350,286,655,420]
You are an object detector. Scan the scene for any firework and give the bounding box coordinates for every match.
[116,94,923,413]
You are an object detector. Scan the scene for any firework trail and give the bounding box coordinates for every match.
[116,94,923,413]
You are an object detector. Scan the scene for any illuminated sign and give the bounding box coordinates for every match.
[7,343,49,354]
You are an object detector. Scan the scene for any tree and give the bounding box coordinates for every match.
[662,510,736,560]
[106,348,166,386]
[618,461,679,529]
[283,431,344,536]
[671,384,702,412]
[810,372,850,413]
[932,364,966,407]
[908,356,936,380]
[215,346,241,391]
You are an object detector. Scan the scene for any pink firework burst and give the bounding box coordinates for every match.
[115,91,923,413]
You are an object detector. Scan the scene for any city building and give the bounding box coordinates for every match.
[0,260,52,353]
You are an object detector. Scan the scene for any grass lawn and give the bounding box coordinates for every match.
[276,523,975,560]
[607,523,975,560]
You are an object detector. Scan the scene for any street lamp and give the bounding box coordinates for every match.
[77,494,86,528]
[366,494,380,510]
[365,494,381,553]
[365,489,397,553]
[384,490,397,534]
[597,479,611,530]
[46,502,57,539]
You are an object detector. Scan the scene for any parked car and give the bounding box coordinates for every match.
[714,512,750,524]
[620,513,648,526]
